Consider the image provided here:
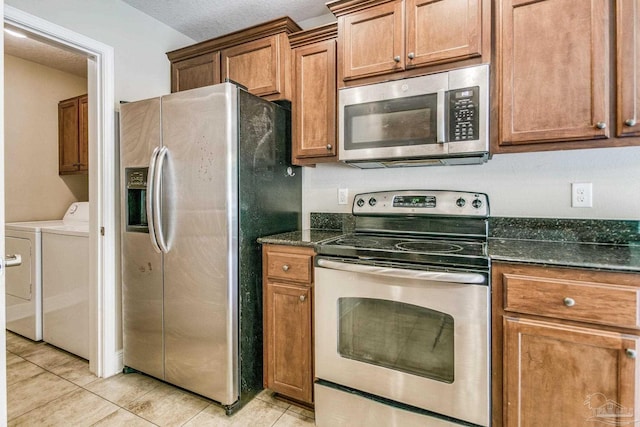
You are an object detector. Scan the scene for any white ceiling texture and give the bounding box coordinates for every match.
[4,0,335,78]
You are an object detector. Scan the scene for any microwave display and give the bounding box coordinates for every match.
[448,86,479,142]
[344,94,438,150]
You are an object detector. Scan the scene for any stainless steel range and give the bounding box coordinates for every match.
[314,190,490,427]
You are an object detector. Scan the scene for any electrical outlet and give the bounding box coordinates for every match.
[338,188,348,205]
[572,183,592,208]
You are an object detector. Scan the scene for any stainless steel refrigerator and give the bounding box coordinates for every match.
[119,83,301,413]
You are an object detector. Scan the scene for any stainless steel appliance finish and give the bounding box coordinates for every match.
[314,190,490,427]
[338,65,489,168]
[120,83,301,413]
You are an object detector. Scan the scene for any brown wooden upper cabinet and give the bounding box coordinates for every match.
[58,94,88,175]
[289,24,338,166]
[617,0,640,138]
[167,17,301,101]
[328,0,486,85]
[496,0,640,153]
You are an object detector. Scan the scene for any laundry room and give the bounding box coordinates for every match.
[4,27,90,357]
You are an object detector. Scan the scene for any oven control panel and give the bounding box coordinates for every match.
[353,190,489,217]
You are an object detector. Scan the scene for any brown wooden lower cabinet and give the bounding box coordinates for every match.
[262,244,314,406]
[492,262,640,427]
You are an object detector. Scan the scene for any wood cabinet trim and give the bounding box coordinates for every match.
[289,23,338,48]
[328,0,399,17]
[167,16,301,62]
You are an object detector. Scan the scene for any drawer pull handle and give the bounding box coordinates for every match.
[282,264,290,272]
[299,295,306,302]
[563,297,576,307]
[626,349,637,359]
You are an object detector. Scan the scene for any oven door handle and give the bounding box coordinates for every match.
[316,259,486,284]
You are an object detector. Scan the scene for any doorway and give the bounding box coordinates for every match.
[3,4,119,384]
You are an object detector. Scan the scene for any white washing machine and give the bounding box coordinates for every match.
[41,202,90,359]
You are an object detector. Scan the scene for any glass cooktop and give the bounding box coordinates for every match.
[316,233,488,269]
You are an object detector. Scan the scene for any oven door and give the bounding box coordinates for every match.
[314,258,489,426]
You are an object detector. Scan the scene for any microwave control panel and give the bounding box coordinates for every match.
[448,86,479,142]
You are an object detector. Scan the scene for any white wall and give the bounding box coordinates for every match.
[5,54,88,222]
[302,146,640,224]
[6,0,195,103]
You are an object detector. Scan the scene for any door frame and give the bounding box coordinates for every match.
[4,6,119,377]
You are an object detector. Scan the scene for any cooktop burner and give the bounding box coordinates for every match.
[395,241,464,253]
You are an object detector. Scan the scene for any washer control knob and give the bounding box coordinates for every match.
[456,197,466,207]
[368,197,377,207]
[472,198,483,209]
[356,198,365,207]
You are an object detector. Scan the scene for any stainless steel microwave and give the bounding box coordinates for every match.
[338,64,489,168]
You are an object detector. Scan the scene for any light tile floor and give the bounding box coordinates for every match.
[6,331,315,426]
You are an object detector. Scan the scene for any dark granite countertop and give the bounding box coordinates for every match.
[258,214,640,273]
[489,239,640,272]
[257,229,343,247]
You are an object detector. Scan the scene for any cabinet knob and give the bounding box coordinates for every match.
[299,295,306,302]
[625,118,637,127]
[626,349,637,359]
[393,55,401,63]
[282,264,289,272]
[595,122,607,130]
[408,52,415,60]
[563,297,575,307]
[326,144,333,151]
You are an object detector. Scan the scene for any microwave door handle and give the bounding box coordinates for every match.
[147,147,162,253]
[436,89,446,144]
[152,146,170,253]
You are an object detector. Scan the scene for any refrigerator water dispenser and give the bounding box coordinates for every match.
[126,167,148,232]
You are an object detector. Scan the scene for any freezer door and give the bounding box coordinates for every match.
[160,84,238,404]
[120,98,164,379]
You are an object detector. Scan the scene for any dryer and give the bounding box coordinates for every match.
[6,220,64,340]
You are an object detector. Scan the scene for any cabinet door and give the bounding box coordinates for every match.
[617,0,640,137]
[500,0,609,145]
[58,97,80,174]
[222,35,285,99]
[406,0,481,68]
[292,39,337,165]
[78,95,88,172]
[171,52,221,93]
[504,317,638,427]
[264,280,313,403]
[339,0,404,81]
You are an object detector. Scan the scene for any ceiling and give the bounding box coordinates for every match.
[4,24,87,78]
[3,1,335,79]
[121,0,334,42]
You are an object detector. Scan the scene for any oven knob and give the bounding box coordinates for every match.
[456,197,466,207]
[356,198,365,207]
[369,197,377,206]
[472,198,483,209]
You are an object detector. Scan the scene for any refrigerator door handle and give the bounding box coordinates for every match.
[147,147,162,253]
[153,146,170,253]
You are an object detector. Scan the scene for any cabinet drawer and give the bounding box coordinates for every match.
[266,252,312,283]
[504,273,640,329]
